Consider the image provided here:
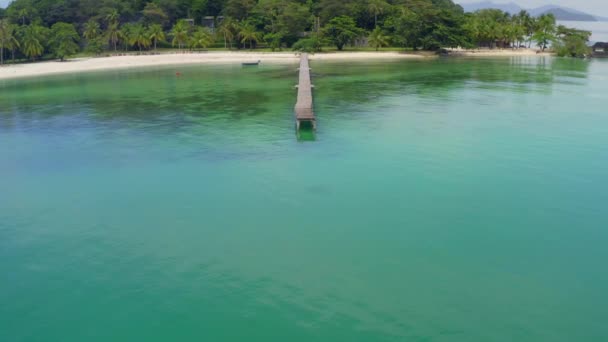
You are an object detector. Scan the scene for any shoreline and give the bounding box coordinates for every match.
[0,52,425,80]
[444,48,555,57]
[0,50,551,80]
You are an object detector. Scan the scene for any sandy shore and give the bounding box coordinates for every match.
[444,48,554,57]
[0,51,426,80]
[0,49,556,80]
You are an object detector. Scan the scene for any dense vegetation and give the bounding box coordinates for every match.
[0,0,592,64]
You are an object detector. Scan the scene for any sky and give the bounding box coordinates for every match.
[456,0,608,16]
[0,0,606,16]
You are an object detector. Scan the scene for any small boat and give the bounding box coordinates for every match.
[242,60,261,66]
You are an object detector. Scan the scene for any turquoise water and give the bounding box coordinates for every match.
[1,57,607,341]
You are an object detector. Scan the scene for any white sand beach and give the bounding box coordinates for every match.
[445,48,555,57]
[0,51,427,80]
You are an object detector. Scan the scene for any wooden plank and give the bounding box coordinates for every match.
[295,53,316,129]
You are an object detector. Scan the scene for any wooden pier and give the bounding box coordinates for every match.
[295,53,316,130]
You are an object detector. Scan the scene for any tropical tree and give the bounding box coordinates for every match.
[368,27,389,51]
[217,19,236,49]
[106,22,120,51]
[555,25,591,58]
[292,36,323,53]
[142,2,169,25]
[515,10,535,48]
[368,0,389,28]
[533,13,556,51]
[1,22,20,63]
[322,16,363,51]
[190,27,212,50]
[264,32,283,51]
[0,19,18,65]
[18,8,28,25]
[506,15,525,48]
[83,19,100,41]
[385,7,423,49]
[119,24,133,51]
[148,24,165,51]
[238,21,261,49]
[105,9,119,26]
[50,22,80,61]
[129,24,151,51]
[21,24,46,61]
[171,20,189,51]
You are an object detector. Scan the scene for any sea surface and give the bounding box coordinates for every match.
[1,57,607,341]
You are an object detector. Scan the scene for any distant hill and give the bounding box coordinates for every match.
[538,7,596,21]
[461,1,522,14]
[460,2,603,21]
[528,5,597,21]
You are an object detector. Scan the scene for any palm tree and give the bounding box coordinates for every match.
[0,19,11,65]
[368,0,388,28]
[18,8,28,25]
[129,24,151,52]
[238,22,260,49]
[217,19,235,49]
[516,10,535,48]
[189,28,212,51]
[148,24,165,51]
[106,22,120,51]
[105,9,120,26]
[171,20,189,51]
[7,30,20,63]
[119,24,132,51]
[21,24,44,61]
[0,22,20,63]
[533,13,556,51]
[83,20,100,41]
[0,20,7,65]
[368,27,389,51]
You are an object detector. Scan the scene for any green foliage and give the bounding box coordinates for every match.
[86,37,105,55]
[368,0,389,28]
[142,2,168,26]
[533,14,557,51]
[368,27,389,51]
[148,24,165,51]
[190,28,212,50]
[20,24,47,60]
[1,19,20,64]
[0,0,596,62]
[0,20,20,63]
[224,0,257,21]
[49,22,80,61]
[216,19,237,49]
[171,20,189,50]
[83,19,100,41]
[555,26,591,58]
[264,32,283,51]
[129,24,151,51]
[238,21,261,49]
[292,36,323,53]
[322,16,363,51]
[106,22,121,51]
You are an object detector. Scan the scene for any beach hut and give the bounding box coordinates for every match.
[592,42,608,57]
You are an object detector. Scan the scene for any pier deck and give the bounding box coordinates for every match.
[295,53,315,130]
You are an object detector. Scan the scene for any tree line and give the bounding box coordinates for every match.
[0,0,593,64]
